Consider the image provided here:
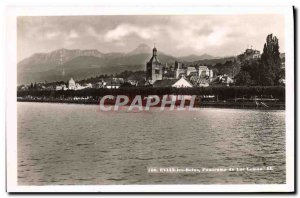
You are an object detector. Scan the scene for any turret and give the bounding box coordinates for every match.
[153,47,157,57]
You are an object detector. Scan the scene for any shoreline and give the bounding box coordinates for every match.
[17,98,285,110]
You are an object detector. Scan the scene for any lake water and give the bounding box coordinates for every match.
[17,102,286,185]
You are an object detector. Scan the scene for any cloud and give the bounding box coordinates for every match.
[164,20,232,54]
[86,26,100,39]
[104,24,159,41]
[17,15,285,61]
[69,30,79,39]
[45,31,60,39]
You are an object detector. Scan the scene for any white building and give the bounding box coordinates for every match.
[67,78,93,90]
[127,80,138,86]
[83,83,92,89]
[96,81,107,88]
[187,67,197,76]
[112,78,124,84]
[56,84,67,90]
[198,66,209,77]
[211,75,234,86]
[75,83,84,90]
[68,78,76,90]
[176,68,186,79]
[106,83,120,89]
[209,69,214,79]
[172,76,193,88]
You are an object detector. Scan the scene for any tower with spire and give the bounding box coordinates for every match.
[146,44,163,83]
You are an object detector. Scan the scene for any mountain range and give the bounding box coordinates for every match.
[17,44,223,84]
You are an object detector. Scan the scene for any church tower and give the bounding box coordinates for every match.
[146,45,163,83]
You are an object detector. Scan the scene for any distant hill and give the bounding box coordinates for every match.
[190,56,236,66]
[18,48,104,73]
[127,43,152,55]
[17,44,232,84]
[179,54,218,62]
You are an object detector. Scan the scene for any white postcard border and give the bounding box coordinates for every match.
[6,6,294,192]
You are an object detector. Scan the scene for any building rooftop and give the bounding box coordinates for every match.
[211,75,234,85]
[152,79,178,87]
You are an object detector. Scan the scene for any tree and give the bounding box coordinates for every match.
[260,34,281,85]
[235,71,253,86]
[239,60,261,85]
[235,34,282,86]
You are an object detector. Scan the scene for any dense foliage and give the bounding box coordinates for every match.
[213,60,240,77]
[236,34,284,86]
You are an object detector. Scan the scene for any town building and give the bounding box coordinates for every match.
[94,79,108,88]
[83,83,92,89]
[105,77,123,89]
[68,78,76,90]
[127,80,138,86]
[187,66,197,76]
[209,69,214,79]
[189,76,210,87]
[144,45,232,87]
[74,83,84,90]
[174,61,181,70]
[153,76,193,88]
[106,82,121,89]
[146,46,163,84]
[56,84,67,90]
[238,48,261,61]
[112,78,125,84]
[172,76,193,88]
[176,68,187,79]
[198,66,210,77]
[211,75,234,86]
[17,85,29,91]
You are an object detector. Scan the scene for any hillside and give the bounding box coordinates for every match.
[189,56,236,66]
[17,44,225,84]
[179,54,218,62]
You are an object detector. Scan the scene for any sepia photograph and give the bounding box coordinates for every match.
[6,6,294,193]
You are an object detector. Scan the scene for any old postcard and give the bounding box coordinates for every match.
[6,6,294,193]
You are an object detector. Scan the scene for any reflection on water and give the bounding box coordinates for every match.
[17,102,285,185]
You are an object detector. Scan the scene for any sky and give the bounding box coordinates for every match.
[17,15,285,61]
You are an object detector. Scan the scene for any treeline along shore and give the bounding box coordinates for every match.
[17,86,285,109]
